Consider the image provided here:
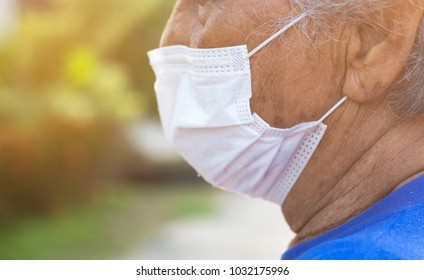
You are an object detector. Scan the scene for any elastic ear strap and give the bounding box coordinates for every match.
[247,13,308,58]
[318,96,349,124]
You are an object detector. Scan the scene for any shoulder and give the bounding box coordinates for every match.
[296,204,424,260]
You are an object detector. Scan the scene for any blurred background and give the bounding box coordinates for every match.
[0,0,294,260]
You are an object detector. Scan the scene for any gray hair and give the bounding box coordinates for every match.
[288,0,424,117]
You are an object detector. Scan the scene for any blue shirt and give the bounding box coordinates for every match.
[282,174,424,260]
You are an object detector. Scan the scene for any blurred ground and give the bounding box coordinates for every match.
[129,192,295,260]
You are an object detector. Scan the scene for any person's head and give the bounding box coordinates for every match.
[159,0,424,242]
[161,0,423,125]
[290,0,424,118]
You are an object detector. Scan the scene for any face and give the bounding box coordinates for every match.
[160,0,348,128]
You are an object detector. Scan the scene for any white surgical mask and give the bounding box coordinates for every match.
[148,13,348,205]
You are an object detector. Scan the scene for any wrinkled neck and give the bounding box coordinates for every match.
[283,102,424,246]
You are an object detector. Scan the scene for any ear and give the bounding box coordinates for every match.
[343,2,424,103]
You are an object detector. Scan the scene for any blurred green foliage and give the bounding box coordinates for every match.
[0,183,214,260]
[0,0,176,222]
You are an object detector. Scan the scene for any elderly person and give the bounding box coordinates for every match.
[148,0,424,259]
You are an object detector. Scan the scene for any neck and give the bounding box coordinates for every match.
[282,100,424,246]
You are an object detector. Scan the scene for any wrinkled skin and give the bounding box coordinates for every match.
[161,0,345,129]
[159,0,424,245]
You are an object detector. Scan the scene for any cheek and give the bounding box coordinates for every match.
[160,0,294,49]
[160,0,199,47]
[250,42,343,128]
[192,4,258,48]
[250,51,308,128]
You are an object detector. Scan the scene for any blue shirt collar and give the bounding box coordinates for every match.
[282,174,424,259]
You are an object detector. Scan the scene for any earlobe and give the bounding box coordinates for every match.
[343,3,424,104]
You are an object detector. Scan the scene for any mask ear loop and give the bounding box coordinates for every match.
[317,96,349,124]
[246,12,348,124]
[247,13,308,58]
